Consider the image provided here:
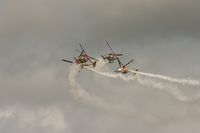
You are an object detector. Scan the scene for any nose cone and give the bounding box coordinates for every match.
[118,68,122,71]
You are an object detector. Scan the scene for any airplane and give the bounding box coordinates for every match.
[101,41,123,63]
[115,58,138,74]
[62,43,98,69]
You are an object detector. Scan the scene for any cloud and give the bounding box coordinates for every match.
[0,0,200,133]
[0,106,71,133]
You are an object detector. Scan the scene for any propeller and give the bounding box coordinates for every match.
[106,41,115,55]
[75,49,81,53]
[115,54,123,56]
[74,57,80,63]
[78,43,98,61]
[87,57,93,64]
[79,50,85,57]
[116,58,123,67]
[106,41,123,58]
[79,43,85,52]
[124,59,134,67]
[62,59,73,64]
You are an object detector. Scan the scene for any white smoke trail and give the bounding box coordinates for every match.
[85,66,135,81]
[94,58,200,101]
[68,59,200,106]
[95,58,107,70]
[136,76,189,102]
[85,67,196,102]
[68,64,136,112]
[129,69,200,86]
[68,64,94,103]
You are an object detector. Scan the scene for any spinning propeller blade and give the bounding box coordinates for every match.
[79,50,84,57]
[79,43,85,51]
[115,54,123,56]
[117,58,123,67]
[62,59,73,64]
[124,59,134,67]
[106,41,115,55]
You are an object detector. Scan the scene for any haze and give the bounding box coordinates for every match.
[0,0,200,132]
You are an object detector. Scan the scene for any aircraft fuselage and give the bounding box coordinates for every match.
[115,67,129,74]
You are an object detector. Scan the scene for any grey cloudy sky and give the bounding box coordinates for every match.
[0,0,200,132]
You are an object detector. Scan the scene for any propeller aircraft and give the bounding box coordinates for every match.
[115,58,138,74]
[62,43,98,69]
[101,41,123,63]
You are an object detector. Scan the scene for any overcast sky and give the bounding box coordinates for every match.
[0,0,200,132]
